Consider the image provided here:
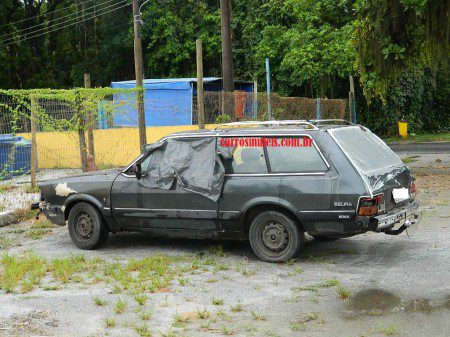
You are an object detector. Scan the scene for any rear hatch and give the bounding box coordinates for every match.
[328,126,414,213]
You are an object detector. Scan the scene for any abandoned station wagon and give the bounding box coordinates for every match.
[34,120,419,262]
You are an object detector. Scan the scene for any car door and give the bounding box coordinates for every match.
[217,136,282,235]
[264,136,337,232]
[110,140,218,237]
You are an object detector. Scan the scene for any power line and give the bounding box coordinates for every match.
[0,0,98,28]
[0,0,122,40]
[1,0,128,45]
[1,1,131,47]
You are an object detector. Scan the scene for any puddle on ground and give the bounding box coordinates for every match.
[344,289,450,320]
[348,289,401,312]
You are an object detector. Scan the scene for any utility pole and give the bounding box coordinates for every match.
[196,39,205,129]
[220,0,234,93]
[132,0,147,151]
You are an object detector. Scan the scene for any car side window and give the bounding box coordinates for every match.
[266,137,328,173]
[140,153,153,174]
[217,137,268,174]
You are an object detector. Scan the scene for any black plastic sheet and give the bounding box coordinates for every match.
[141,137,225,201]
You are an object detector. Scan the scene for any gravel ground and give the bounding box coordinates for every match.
[0,160,449,337]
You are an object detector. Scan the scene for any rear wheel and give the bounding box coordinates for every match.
[68,202,108,250]
[249,211,304,262]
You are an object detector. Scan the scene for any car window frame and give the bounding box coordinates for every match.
[263,136,329,174]
[217,136,270,174]
[217,134,330,176]
[122,142,163,178]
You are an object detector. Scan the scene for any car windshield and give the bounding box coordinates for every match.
[329,126,403,173]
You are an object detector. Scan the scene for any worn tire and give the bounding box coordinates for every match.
[249,211,304,263]
[68,202,108,250]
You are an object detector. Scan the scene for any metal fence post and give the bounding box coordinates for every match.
[253,80,258,119]
[265,58,272,120]
[316,98,321,119]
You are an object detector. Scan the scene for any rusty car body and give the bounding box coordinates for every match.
[33,120,419,262]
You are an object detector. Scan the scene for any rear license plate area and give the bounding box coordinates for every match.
[392,188,409,203]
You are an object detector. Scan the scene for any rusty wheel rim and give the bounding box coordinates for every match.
[261,221,289,252]
[74,211,94,239]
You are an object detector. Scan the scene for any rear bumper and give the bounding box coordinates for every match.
[373,200,419,234]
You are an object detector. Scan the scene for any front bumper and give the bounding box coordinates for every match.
[373,200,419,235]
[31,201,65,226]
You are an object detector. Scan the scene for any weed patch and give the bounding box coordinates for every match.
[337,286,351,300]
[0,253,46,293]
[294,278,340,292]
[25,228,52,240]
[377,324,397,335]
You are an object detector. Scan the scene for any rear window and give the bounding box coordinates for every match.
[266,137,328,173]
[329,126,402,173]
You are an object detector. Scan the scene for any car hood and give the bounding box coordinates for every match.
[39,169,122,188]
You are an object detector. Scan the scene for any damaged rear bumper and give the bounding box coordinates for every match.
[31,201,65,226]
[373,200,419,235]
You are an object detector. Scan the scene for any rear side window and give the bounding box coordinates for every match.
[217,137,268,174]
[266,137,328,173]
[329,126,402,173]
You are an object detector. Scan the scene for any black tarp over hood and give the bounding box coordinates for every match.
[141,137,226,201]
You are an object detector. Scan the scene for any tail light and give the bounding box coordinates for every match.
[358,193,385,216]
[410,182,416,199]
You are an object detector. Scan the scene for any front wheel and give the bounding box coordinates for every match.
[249,211,304,262]
[68,202,108,250]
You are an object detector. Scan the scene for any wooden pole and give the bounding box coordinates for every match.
[132,0,147,152]
[30,96,38,188]
[349,76,356,124]
[220,0,234,93]
[76,91,88,172]
[196,39,205,129]
[84,74,95,165]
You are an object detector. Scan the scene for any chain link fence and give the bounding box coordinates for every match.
[0,88,349,187]
[193,92,349,124]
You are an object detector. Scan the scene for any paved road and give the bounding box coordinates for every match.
[389,141,450,153]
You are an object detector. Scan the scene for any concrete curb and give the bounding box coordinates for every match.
[0,211,17,227]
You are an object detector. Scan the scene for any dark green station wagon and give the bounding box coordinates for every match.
[33,120,419,262]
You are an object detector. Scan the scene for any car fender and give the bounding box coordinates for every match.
[63,193,105,217]
[241,196,300,220]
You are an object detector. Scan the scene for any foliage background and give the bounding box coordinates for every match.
[0,0,448,135]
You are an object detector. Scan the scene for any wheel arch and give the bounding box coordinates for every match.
[241,199,303,233]
[63,195,110,229]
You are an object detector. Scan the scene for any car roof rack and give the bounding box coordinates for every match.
[309,119,354,125]
[214,120,319,130]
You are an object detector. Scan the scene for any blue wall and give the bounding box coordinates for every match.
[111,80,192,127]
[109,78,254,127]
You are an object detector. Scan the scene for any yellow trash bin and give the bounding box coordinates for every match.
[398,120,408,139]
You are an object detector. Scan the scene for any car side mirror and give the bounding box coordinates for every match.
[131,163,142,180]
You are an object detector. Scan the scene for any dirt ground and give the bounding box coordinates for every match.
[0,159,449,337]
